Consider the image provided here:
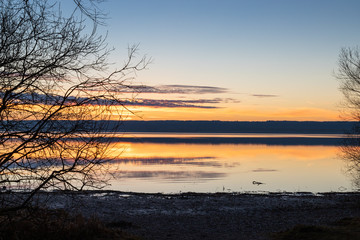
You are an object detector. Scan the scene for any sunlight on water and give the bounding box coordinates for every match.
[105,137,354,193]
[3,132,352,193]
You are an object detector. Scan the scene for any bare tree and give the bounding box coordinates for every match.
[338,47,360,121]
[337,46,360,191]
[0,0,149,212]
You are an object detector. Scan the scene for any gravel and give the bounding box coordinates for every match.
[41,191,360,240]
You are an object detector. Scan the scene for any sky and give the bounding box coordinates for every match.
[70,0,360,121]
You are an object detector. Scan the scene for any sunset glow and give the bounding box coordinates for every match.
[72,0,360,121]
[42,0,360,122]
[130,106,341,121]
[2,3,359,237]
[104,140,348,193]
[73,0,360,122]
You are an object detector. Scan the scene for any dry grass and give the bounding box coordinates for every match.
[272,218,360,240]
[0,208,140,240]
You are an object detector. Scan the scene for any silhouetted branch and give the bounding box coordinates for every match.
[0,0,148,211]
[337,47,360,190]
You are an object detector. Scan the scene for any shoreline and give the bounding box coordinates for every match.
[35,190,360,240]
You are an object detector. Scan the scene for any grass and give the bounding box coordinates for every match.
[0,208,140,240]
[272,218,360,240]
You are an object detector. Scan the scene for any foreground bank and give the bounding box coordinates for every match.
[35,191,359,240]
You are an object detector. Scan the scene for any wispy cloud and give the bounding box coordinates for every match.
[251,94,279,98]
[252,168,278,172]
[11,92,238,109]
[122,98,236,108]
[120,84,228,94]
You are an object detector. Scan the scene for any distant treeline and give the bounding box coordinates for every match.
[4,120,357,134]
[118,120,356,134]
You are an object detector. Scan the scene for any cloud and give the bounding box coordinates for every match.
[119,84,228,94]
[252,168,278,172]
[123,98,219,108]
[161,85,228,94]
[7,91,238,109]
[223,98,241,103]
[121,98,234,108]
[251,94,279,98]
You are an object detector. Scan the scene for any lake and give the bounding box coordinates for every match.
[102,133,356,193]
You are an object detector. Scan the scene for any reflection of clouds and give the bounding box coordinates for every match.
[111,157,225,167]
[114,170,225,180]
[252,168,278,172]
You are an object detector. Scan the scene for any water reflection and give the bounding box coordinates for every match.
[339,135,360,191]
[115,170,226,181]
[112,157,222,167]
[105,140,352,193]
[2,133,353,193]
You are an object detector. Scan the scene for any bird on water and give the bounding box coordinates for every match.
[252,181,264,185]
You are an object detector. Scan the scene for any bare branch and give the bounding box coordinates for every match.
[0,0,148,211]
[337,46,360,190]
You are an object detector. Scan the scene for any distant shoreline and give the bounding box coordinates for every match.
[86,131,349,145]
[17,120,357,134]
[111,136,347,146]
[117,120,357,134]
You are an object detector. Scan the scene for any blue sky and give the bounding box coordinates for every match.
[65,0,360,120]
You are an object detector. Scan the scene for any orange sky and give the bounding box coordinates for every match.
[96,0,359,122]
[58,0,360,122]
[124,105,341,121]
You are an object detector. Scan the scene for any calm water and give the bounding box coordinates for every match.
[103,133,355,193]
